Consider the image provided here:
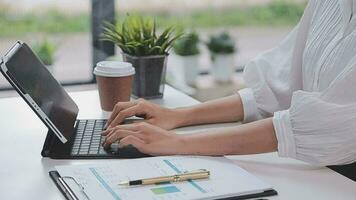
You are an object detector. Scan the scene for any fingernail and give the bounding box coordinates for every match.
[104,123,108,129]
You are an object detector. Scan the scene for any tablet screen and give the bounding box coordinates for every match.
[3,43,78,143]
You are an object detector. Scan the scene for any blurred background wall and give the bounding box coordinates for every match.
[0,0,307,100]
[1,0,306,13]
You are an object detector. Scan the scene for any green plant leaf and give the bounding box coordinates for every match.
[155,26,173,47]
[162,32,184,53]
[100,14,182,56]
[206,31,236,54]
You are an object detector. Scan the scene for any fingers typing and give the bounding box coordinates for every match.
[117,135,146,150]
[103,130,141,148]
[105,101,136,129]
[102,123,147,148]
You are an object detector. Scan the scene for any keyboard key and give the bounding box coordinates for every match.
[71,150,79,155]
[72,119,109,156]
[74,138,81,141]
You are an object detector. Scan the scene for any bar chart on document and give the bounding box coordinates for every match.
[55,156,272,200]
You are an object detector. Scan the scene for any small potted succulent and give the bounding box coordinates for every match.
[173,30,200,86]
[33,39,56,74]
[206,32,237,83]
[102,15,182,98]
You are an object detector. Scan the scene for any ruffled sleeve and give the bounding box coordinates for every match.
[238,0,314,123]
[273,67,356,165]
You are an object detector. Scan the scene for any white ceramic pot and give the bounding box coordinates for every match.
[211,53,235,83]
[180,55,200,86]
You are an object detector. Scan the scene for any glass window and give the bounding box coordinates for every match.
[0,0,306,102]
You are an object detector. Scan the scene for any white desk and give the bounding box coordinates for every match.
[0,85,355,200]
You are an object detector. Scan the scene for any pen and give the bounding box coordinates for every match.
[119,169,210,186]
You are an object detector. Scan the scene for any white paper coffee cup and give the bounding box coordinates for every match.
[93,61,135,77]
[93,61,135,111]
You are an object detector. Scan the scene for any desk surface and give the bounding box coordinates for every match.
[0,85,355,200]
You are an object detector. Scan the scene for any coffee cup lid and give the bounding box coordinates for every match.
[93,61,135,77]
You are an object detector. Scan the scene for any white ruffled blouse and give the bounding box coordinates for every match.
[239,0,356,165]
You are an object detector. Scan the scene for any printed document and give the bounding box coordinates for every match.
[55,156,273,200]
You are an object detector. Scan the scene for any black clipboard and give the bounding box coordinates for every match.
[50,171,277,200]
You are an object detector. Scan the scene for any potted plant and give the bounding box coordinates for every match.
[206,32,237,83]
[33,39,56,74]
[102,15,182,99]
[173,30,200,86]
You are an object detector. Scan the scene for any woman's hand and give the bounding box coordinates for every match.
[101,118,277,156]
[104,99,184,131]
[104,94,245,134]
[102,122,185,156]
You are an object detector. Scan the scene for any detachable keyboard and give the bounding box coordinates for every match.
[71,119,108,156]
